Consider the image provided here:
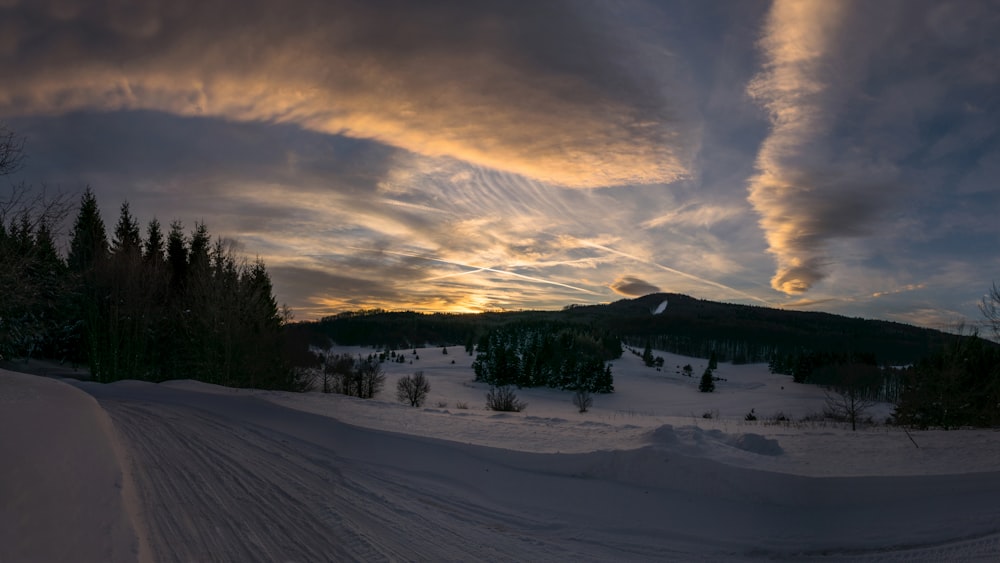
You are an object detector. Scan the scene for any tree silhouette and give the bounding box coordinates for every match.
[699,367,715,392]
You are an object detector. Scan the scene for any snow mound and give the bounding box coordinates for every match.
[645,424,783,457]
[0,370,140,562]
[646,424,680,445]
[728,433,784,456]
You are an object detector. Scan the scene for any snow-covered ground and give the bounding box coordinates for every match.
[4,346,1000,561]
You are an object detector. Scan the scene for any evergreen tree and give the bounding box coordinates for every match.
[708,351,718,370]
[29,220,68,359]
[699,367,715,392]
[67,187,108,273]
[66,187,109,370]
[188,221,211,277]
[642,340,655,367]
[143,218,165,265]
[111,201,141,258]
[166,220,187,294]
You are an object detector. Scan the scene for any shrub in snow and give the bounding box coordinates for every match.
[397,371,431,407]
[768,411,790,423]
[486,385,527,412]
[455,401,469,410]
[572,389,593,413]
[745,408,757,421]
[291,367,319,392]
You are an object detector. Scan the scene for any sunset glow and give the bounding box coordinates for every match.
[2,0,998,328]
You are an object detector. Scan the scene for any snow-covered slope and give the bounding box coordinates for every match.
[4,347,1000,561]
[0,369,141,563]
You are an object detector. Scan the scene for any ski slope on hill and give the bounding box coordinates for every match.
[4,347,1000,561]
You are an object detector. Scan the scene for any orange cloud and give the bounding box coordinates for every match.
[746,0,851,294]
[609,276,661,297]
[0,0,695,188]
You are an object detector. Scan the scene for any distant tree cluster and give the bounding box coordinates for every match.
[472,322,619,393]
[317,352,386,398]
[768,350,879,384]
[309,309,485,350]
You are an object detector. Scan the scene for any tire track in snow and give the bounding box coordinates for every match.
[101,400,601,562]
[88,383,1000,563]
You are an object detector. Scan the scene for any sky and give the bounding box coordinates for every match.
[1,0,999,329]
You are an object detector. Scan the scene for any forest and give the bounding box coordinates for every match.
[1,186,301,389]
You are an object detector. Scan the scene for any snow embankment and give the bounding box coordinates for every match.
[0,370,143,563]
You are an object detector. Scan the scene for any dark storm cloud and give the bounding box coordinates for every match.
[8,111,396,196]
[0,0,697,187]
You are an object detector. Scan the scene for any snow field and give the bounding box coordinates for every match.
[3,345,1000,561]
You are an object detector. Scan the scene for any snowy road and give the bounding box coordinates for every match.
[74,381,1000,562]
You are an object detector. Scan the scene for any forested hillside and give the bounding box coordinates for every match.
[296,293,963,367]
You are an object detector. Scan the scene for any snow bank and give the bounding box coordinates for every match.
[0,370,141,563]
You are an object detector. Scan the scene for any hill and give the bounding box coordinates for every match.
[290,293,970,366]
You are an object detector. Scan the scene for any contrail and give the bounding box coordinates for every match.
[339,247,601,295]
[570,238,775,306]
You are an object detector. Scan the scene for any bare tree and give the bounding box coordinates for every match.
[980,283,1000,341]
[823,363,880,431]
[572,388,593,413]
[825,387,875,431]
[396,371,431,407]
[356,356,385,399]
[1,123,25,177]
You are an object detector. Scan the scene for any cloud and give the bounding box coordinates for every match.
[610,276,661,297]
[0,0,696,188]
[747,0,1000,296]
[746,0,859,295]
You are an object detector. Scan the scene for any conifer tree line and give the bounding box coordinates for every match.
[624,334,776,365]
[0,187,70,362]
[472,322,619,393]
[893,331,1000,429]
[2,185,295,389]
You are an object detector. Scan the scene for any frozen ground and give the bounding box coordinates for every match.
[3,346,1000,561]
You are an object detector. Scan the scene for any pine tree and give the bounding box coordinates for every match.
[708,350,718,370]
[166,220,187,294]
[699,367,715,392]
[111,201,141,258]
[143,218,165,265]
[642,340,654,367]
[67,187,109,372]
[67,187,108,273]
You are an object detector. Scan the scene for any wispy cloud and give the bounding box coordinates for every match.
[570,237,773,306]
